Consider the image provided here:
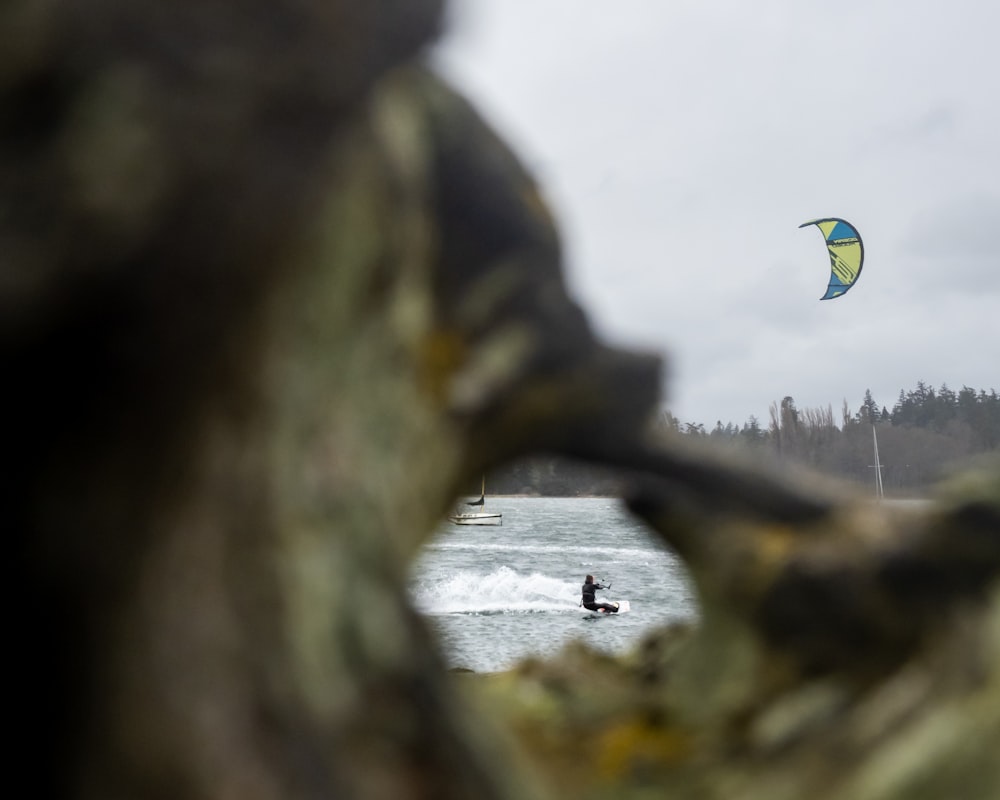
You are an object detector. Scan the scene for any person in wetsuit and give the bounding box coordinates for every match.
[581,574,618,613]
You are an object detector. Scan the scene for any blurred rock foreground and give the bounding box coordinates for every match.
[5,2,998,798]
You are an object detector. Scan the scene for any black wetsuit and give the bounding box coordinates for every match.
[581,580,618,613]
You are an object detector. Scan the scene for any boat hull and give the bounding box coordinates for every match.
[448,512,503,526]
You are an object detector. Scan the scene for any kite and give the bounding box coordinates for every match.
[800,217,864,300]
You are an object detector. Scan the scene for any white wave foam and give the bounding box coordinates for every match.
[411,566,586,615]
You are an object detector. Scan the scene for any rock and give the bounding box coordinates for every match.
[6,2,654,799]
[473,456,1000,799]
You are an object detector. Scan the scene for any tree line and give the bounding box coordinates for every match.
[668,382,998,495]
[487,382,998,497]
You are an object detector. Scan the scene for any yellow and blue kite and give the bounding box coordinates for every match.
[800,217,864,300]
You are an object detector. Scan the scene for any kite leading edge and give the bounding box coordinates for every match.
[800,217,864,300]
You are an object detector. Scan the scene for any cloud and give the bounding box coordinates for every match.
[433,0,1000,427]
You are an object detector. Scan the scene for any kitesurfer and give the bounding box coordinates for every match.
[582,574,618,613]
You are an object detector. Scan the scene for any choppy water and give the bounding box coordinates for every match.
[410,497,697,672]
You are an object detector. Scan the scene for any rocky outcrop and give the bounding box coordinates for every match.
[476,455,1000,799]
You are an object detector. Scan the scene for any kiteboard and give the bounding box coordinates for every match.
[585,600,630,616]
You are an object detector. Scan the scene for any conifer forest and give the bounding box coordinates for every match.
[490,382,999,498]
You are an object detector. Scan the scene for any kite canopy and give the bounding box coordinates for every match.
[800,217,864,300]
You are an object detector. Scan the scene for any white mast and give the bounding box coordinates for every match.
[871,424,885,499]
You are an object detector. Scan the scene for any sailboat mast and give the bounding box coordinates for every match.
[872,424,884,499]
[464,474,486,507]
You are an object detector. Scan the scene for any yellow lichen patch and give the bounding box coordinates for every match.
[418,328,468,405]
[751,524,799,574]
[596,717,693,781]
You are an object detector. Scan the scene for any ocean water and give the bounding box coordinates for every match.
[410,496,697,672]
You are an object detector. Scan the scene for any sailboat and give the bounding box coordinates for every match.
[448,476,503,526]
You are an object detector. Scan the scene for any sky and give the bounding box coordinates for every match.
[429,0,999,428]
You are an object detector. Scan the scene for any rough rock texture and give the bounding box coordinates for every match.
[5,3,999,799]
[477,455,1000,799]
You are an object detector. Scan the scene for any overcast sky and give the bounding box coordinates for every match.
[430,0,999,428]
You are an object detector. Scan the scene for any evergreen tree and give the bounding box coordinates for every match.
[740,415,765,446]
[858,389,879,424]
